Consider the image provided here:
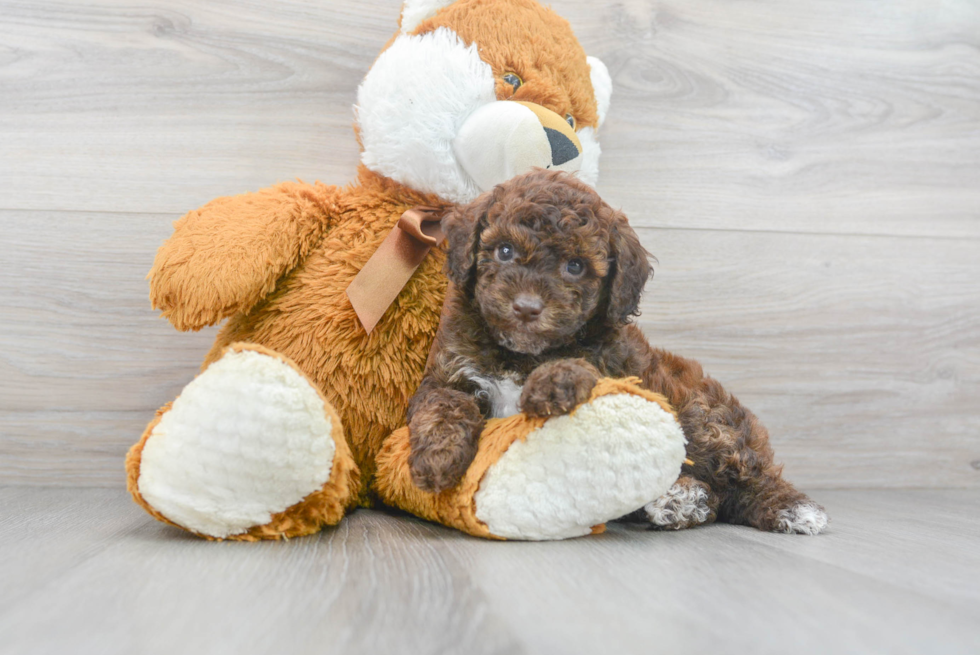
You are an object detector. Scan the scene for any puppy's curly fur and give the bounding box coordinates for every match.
[407,169,827,534]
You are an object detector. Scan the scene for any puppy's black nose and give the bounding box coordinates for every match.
[512,295,543,322]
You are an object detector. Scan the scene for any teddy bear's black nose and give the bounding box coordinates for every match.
[512,294,544,322]
[544,127,579,166]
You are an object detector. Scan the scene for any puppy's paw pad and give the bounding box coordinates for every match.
[643,482,713,530]
[776,501,829,535]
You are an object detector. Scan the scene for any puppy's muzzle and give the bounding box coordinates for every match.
[512,294,544,323]
[453,101,583,192]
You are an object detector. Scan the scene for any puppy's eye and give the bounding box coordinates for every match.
[565,258,585,276]
[502,73,522,94]
[495,242,516,262]
[565,114,576,129]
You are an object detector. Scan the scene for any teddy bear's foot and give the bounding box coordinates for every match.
[376,378,687,540]
[126,343,359,540]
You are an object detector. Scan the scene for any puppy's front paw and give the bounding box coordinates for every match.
[409,435,474,493]
[408,390,483,493]
[520,359,600,418]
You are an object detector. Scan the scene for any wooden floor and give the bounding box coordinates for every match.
[1,487,978,655]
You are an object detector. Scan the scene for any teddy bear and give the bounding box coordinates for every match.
[125,0,688,541]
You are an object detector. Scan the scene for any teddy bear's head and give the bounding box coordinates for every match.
[356,0,612,204]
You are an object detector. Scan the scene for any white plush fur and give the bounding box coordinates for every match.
[138,350,336,538]
[576,126,601,187]
[474,393,687,540]
[586,56,612,128]
[453,101,558,194]
[777,501,830,535]
[400,0,455,34]
[643,482,712,528]
[357,28,495,204]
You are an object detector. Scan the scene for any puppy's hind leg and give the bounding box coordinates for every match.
[668,377,828,535]
[728,472,829,535]
[619,475,720,530]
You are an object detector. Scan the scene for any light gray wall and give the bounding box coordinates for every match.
[2,0,978,488]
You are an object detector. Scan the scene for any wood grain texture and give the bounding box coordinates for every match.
[1,487,978,655]
[2,0,977,236]
[596,0,980,238]
[1,0,978,487]
[0,487,521,655]
[636,226,980,488]
[2,211,977,487]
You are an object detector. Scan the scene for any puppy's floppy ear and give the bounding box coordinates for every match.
[606,211,652,325]
[442,188,496,288]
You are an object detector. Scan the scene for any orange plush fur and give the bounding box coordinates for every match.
[152,170,450,504]
[410,1,599,130]
[127,0,605,539]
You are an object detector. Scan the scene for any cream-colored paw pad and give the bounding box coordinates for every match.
[474,394,687,540]
[138,350,335,538]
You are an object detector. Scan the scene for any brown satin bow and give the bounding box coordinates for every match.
[345,206,446,334]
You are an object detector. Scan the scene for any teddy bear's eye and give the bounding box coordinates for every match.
[565,114,576,129]
[565,258,585,276]
[495,242,516,262]
[502,73,522,94]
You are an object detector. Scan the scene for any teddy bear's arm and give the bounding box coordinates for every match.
[149,181,339,331]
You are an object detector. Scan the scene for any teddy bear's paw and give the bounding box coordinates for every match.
[134,346,341,539]
[473,391,687,540]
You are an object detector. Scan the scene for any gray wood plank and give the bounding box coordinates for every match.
[734,489,980,610]
[595,0,980,238]
[0,411,147,486]
[0,210,217,414]
[0,488,521,655]
[1,487,978,655]
[0,487,151,613]
[636,226,980,489]
[2,210,978,488]
[0,0,372,214]
[451,519,980,655]
[1,0,978,238]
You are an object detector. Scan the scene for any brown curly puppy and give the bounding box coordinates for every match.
[407,169,828,534]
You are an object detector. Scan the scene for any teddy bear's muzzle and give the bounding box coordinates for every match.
[453,100,583,192]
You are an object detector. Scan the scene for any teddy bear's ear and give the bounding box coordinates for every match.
[587,56,612,129]
[400,0,456,33]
